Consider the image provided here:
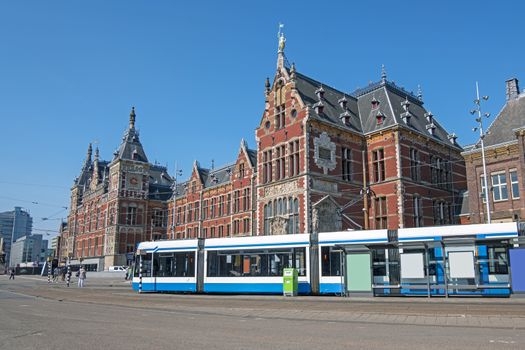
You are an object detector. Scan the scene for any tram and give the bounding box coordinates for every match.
[132,222,523,297]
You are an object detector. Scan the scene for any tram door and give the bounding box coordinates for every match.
[345,251,372,294]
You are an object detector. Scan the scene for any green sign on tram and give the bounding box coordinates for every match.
[283,268,298,296]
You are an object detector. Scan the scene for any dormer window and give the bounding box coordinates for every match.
[338,95,348,109]
[371,97,380,110]
[340,110,352,126]
[315,86,325,100]
[376,111,385,125]
[426,123,436,135]
[313,101,324,115]
[425,112,433,123]
[448,133,458,145]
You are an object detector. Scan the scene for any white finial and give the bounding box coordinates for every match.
[417,85,423,101]
[381,64,387,82]
[278,23,286,53]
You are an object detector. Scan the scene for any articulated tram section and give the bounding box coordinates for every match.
[132,222,525,297]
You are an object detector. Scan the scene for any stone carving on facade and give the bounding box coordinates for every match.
[313,132,336,174]
[264,180,298,198]
[270,216,289,235]
[312,196,342,233]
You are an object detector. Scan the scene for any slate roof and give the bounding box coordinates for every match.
[247,148,257,167]
[292,69,461,150]
[148,165,173,201]
[114,127,149,162]
[480,93,525,148]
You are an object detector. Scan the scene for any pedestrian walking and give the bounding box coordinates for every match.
[61,267,66,282]
[52,268,58,283]
[77,266,86,288]
[9,268,15,280]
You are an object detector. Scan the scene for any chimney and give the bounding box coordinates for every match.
[506,78,520,100]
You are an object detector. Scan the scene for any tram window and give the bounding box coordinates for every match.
[488,247,508,275]
[372,249,387,276]
[155,252,195,277]
[321,247,341,276]
[134,254,152,277]
[207,248,306,277]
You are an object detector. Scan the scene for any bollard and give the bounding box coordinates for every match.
[66,264,71,287]
[47,260,51,284]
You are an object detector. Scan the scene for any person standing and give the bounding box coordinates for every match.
[9,268,15,280]
[77,266,86,288]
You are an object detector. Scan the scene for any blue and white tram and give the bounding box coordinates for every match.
[132,239,198,292]
[203,234,310,294]
[318,229,388,294]
[132,222,521,296]
[396,222,518,296]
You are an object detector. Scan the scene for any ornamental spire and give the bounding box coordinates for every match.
[381,64,387,82]
[129,106,136,129]
[277,23,286,69]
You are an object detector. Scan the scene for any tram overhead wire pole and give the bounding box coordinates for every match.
[470,82,492,224]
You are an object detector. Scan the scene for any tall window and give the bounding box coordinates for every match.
[342,147,352,181]
[202,200,208,220]
[510,170,520,199]
[289,140,300,177]
[243,188,250,211]
[211,198,216,218]
[263,150,273,183]
[187,203,193,222]
[226,194,231,215]
[413,197,423,227]
[276,145,286,180]
[374,197,387,229]
[492,173,508,201]
[243,218,250,234]
[233,191,240,213]
[239,163,245,178]
[284,197,299,234]
[409,148,420,181]
[372,149,385,182]
[264,204,272,234]
[218,195,224,216]
[153,209,166,228]
[275,105,285,130]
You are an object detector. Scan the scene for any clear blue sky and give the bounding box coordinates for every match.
[1,1,523,238]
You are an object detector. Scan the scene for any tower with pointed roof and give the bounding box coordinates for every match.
[59,108,173,269]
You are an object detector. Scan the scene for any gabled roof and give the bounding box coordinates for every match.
[480,93,525,148]
[292,69,461,149]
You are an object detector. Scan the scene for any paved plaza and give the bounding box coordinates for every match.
[1,274,525,349]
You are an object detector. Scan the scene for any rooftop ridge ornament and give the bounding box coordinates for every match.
[278,23,286,53]
[129,106,136,129]
[381,64,387,82]
[276,23,286,70]
[417,84,423,101]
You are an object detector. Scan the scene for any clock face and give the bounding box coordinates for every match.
[127,175,140,189]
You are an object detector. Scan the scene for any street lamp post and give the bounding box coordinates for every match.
[470,82,492,224]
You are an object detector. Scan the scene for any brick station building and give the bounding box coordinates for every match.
[60,33,468,262]
[58,109,173,269]
[168,33,467,239]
